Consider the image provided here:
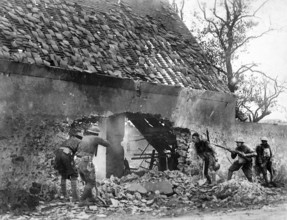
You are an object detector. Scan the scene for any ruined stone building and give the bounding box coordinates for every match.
[0,0,245,201]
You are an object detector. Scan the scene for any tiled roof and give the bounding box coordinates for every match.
[0,0,229,92]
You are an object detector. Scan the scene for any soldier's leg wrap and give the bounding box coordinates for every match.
[242,163,253,182]
[86,182,96,202]
[60,177,67,197]
[77,155,96,204]
[228,161,242,180]
[70,176,79,202]
[267,160,273,182]
[203,157,211,184]
[80,184,93,201]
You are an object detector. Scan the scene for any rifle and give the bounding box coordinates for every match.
[212,143,252,161]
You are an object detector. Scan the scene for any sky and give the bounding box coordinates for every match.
[177,0,287,121]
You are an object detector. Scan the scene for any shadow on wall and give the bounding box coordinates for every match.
[0,114,108,213]
[0,115,70,213]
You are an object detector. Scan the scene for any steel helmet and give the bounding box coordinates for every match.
[235,137,244,143]
[86,123,100,134]
[261,136,268,142]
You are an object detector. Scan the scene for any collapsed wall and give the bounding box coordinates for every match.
[0,61,234,212]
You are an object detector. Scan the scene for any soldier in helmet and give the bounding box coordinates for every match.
[191,132,220,184]
[227,137,257,182]
[53,129,83,202]
[255,137,274,186]
[75,123,110,207]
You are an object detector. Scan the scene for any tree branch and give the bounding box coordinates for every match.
[234,63,258,77]
[231,28,273,54]
[198,0,227,50]
[180,0,185,20]
[212,0,227,24]
[253,0,270,16]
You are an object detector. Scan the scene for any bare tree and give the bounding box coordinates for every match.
[196,0,272,92]
[236,73,286,122]
[171,0,185,21]
[172,0,283,122]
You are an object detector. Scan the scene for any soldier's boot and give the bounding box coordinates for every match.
[60,177,67,200]
[205,175,212,184]
[227,171,233,180]
[262,173,270,186]
[248,177,253,182]
[246,175,253,182]
[86,183,97,203]
[270,169,274,183]
[71,177,79,202]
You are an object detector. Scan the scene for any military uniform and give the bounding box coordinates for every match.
[228,143,256,182]
[255,139,273,184]
[194,139,218,184]
[54,136,81,201]
[75,135,110,205]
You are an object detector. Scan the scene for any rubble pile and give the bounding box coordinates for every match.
[2,170,286,219]
[95,170,281,213]
[215,180,270,203]
[192,179,279,209]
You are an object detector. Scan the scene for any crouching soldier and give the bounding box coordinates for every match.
[76,124,110,207]
[191,132,220,184]
[255,137,274,186]
[54,129,82,202]
[228,137,257,182]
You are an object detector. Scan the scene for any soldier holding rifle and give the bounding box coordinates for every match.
[215,137,256,182]
[214,137,257,182]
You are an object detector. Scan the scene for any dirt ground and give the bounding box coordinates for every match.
[168,202,287,220]
[105,201,287,220]
[1,200,287,220]
[1,172,286,220]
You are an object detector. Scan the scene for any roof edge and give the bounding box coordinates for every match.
[0,59,181,96]
[0,59,233,100]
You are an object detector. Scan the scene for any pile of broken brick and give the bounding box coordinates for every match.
[97,170,281,211]
[2,170,286,220]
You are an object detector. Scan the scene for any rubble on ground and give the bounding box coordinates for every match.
[2,170,286,219]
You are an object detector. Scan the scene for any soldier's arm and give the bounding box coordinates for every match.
[93,136,110,148]
[269,145,273,158]
[231,151,237,159]
[230,146,239,159]
[244,146,257,157]
[236,146,256,161]
[255,145,262,164]
[206,141,217,156]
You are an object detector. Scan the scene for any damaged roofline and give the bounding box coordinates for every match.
[0,59,234,103]
[0,59,181,96]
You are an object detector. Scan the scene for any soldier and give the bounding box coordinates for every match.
[227,137,257,182]
[76,124,110,207]
[255,137,274,186]
[53,129,82,202]
[191,132,220,184]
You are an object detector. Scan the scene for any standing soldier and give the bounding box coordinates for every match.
[53,129,82,202]
[76,124,110,207]
[227,137,257,182]
[191,132,220,184]
[255,137,274,186]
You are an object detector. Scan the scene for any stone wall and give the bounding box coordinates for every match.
[232,122,287,181]
[192,121,287,181]
[0,61,234,204]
